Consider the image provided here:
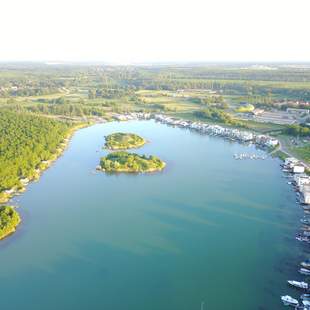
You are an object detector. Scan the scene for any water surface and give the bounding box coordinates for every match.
[0,120,303,310]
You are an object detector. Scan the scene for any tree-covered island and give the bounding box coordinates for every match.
[99,151,166,173]
[104,132,146,150]
[0,206,21,240]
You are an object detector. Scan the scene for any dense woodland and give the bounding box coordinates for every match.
[100,151,165,172]
[0,110,71,192]
[285,124,310,137]
[194,108,246,127]
[0,206,21,239]
[104,133,146,150]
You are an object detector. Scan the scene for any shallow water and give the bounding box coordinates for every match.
[0,120,305,310]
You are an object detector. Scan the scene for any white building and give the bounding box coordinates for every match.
[294,174,310,187]
[293,165,305,174]
[285,157,298,165]
[302,190,310,204]
[266,138,279,147]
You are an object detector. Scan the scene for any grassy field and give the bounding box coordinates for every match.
[292,146,310,163]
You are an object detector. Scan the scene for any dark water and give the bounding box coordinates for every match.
[0,120,305,310]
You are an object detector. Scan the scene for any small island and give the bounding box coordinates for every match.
[104,132,146,150]
[99,151,166,173]
[0,206,21,240]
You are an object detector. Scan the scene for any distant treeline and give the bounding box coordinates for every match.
[2,65,310,101]
[285,124,310,137]
[1,103,107,117]
[126,79,310,101]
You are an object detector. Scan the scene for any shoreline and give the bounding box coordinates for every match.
[97,162,166,173]
[0,114,283,207]
[0,216,21,241]
[104,141,147,151]
[0,115,297,242]
[0,122,90,206]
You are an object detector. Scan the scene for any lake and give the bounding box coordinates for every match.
[0,120,304,310]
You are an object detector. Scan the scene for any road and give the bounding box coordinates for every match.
[276,139,310,169]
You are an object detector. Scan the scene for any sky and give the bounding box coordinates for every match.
[1,0,310,63]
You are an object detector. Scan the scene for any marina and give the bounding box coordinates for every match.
[113,112,280,149]
[279,155,310,308]
[114,115,310,309]
[233,153,267,160]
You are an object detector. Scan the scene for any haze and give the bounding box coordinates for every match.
[1,0,310,63]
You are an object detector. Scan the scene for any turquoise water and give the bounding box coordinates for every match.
[0,120,304,310]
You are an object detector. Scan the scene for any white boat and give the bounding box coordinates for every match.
[301,294,310,301]
[288,280,308,289]
[300,268,310,276]
[303,300,310,306]
[301,261,310,269]
[281,295,299,306]
[296,235,310,242]
[301,219,310,225]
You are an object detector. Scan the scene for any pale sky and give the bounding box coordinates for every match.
[1,0,310,63]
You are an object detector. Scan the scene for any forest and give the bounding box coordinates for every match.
[0,110,72,193]
[0,205,21,240]
[104,133,146,150]
[194,108,246,127]
[99,151,166,172]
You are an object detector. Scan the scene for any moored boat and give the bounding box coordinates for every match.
[281,295,299,306]
[296,235,310,242]
[301,261,310,269]
[299,268,310,276]
[303,300,310,307]
[301,218,310,225]
[301,294,310,301]
[288,280,308,290]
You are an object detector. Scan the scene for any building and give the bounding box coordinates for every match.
[251,109,264,116]
[266,138,279,147]
[294,174,310,187]
[287,108,310,115]
[285,157,299,168]
[293,165,305,174]
[302,187,310,204]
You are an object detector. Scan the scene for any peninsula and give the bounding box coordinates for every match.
[99,151,166,173]
[104,132,146,150]
[0,206,21,240]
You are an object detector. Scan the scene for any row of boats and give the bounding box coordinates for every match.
[281,170,310,308]
[281,277,310,308]
[233,153,267,160]
[282,292,310,308]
